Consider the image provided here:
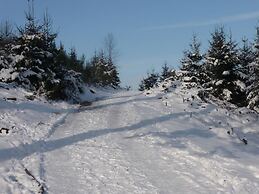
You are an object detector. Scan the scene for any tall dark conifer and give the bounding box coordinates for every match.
[205,27,246,106]
[238,38,254,86]
[247,27,259,111]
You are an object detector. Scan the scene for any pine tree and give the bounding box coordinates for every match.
[18,0,41,36]
[238,38,254,86]
[56,42,68,66]
[69,47,82,72]
[87,49,120,87]
[0,1,84,102]
[180,35,203,85]
[107,57,120,87]
[103,33,120,87]
[86,52,99,84]
[139,70,159,91]
[43,9,57,50]
[90,51,108,86]
[0,20,15,48]
[160,62,172,81]
[204,27,246,106]
[247,27,259,111]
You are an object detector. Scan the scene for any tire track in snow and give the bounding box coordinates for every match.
[65,95,159,193]
[104,97,159,193]
[38,108,79,192]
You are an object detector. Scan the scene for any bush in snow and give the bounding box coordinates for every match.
[45,69,84,102]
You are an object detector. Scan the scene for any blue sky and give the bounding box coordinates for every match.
[1,0,259,88]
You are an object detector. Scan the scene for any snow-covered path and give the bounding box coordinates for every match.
[2,88,259,193]
[40,91,259,194]
[44,93,160,193]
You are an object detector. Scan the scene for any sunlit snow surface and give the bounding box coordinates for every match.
[0,83,259,193]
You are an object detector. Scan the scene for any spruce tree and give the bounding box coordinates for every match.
[205,27,246,106]
[103,33,120,87]
[160,62,172,81]
[139,70,159,91]
[247,27,259,111]
[180,35,203,85]
[0,1,84,102]
[90,51,108,86]
[107,57,120,87]
[238,38,254,86]
[0,20,15,48]
[88,50,120,87]
[42,10,57,50]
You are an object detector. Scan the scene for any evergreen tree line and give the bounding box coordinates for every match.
[139,63,175,91]
[139,26,259,112]
[0,4,120,102]
[56,45,120,88]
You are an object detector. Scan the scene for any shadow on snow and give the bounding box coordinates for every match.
[0,111,187,162]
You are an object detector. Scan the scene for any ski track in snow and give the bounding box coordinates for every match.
[1,89,259,193]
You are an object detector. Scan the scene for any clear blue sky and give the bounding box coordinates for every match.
[1,0,259,88]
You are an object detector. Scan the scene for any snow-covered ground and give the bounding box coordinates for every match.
[1,83,259,193]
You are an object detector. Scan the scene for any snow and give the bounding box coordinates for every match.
[222,71,230,76]
[13,55,24,64]
[183,76,192,82]
[11,45,22,51]
[234,80,246,91]
[215,80,223,86]
[23,35,37,40]
[213,59,219,65]
[1,83,259,193]
[223,89,232,101]
[0,68,17,81]
[22,70,38,77]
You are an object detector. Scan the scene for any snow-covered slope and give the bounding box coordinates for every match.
[0,84,117,193]
[1,82,259,193]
